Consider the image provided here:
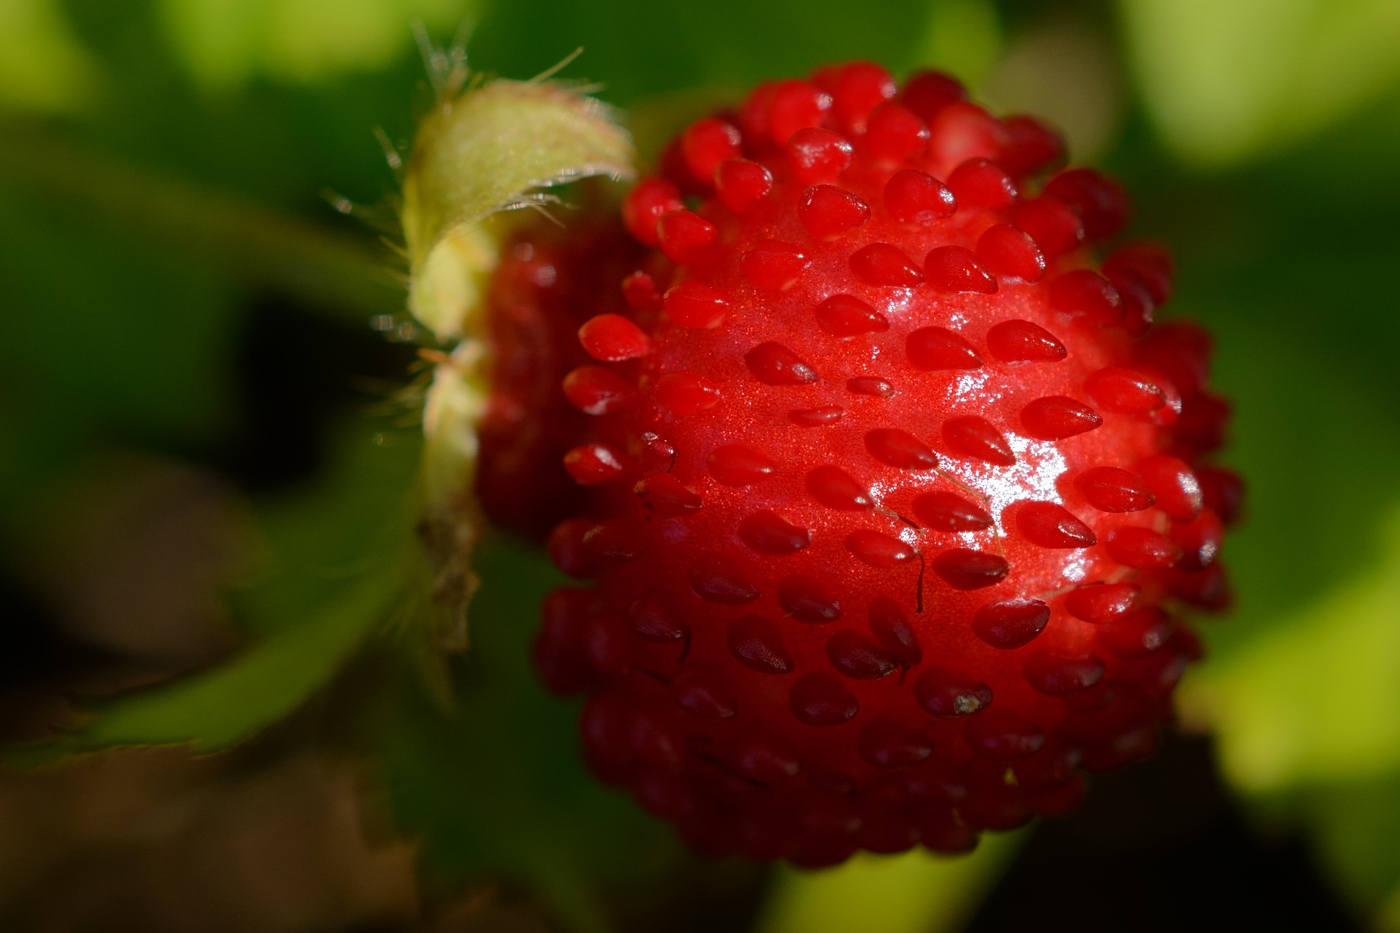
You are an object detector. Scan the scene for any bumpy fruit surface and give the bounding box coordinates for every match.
[476,212,648,540]
[531,62,1240,866]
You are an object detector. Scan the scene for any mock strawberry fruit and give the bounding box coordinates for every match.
[532,61,1241,866]
[475,212,648,540]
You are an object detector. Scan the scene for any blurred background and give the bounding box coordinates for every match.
[2,0,1400,930]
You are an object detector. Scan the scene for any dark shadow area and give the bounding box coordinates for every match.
[966,733,1361,933]
[219,296,418,493]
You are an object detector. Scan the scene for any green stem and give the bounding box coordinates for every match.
[0,121,404,322]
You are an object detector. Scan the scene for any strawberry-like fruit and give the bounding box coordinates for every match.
[532,62,1241,866]
[476,213,649,541]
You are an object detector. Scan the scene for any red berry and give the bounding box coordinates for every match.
[680,118,742,182]
[528,64,1236,866]
[999,115,1065,178]
[475,220,647,539]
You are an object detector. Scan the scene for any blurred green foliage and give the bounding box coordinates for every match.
[4,0,1400,930]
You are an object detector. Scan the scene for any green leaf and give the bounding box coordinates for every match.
[6,420,425,761]
[468,0,937,106]
[157,0,476,89]
[753,831,1025,933]
[1182,504,1400,792]
[50,564,399,753]
[1120,0,1400,165]
[917,0,1001,88]
[239,424,423,638]
[0,0,98,113]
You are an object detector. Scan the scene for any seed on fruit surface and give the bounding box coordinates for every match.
[673,664,738,719]
[1011,196,1084,257]
[790,406,845,426]
[845,530,917,567]
[708,443,779,485]
[850,243,924,286]
[1100,607,1175,657]
[806,465,874,510]
[563,443,625,485]
[1075,467,1155,512]
[965,708,1045,759]
[764,79,832,145]
[731,728,802,781]
[1044,168,1129,241]
[715,158,774,213]
[1107,527,1183,569]
[928,101,1007,167]
[1016,501,1096,548]
[858,718,933,769]
[972,598,1050,648]
[901,69,966,122]
[790,672,860,725]
[847,377,895,398]
[654,371,723,416]
[911,491,993,531]
[925,245,997,294]
[868,598,921,666]
[681,117,742,181]
[742,240,810,291]
[1135,455,1203,522]
[1173,510,1224,571]
[976,225,1045,282]
[621,270,661,310]
[906,326,982,370]
[622,177,683,245]
[947,158,1016,210]
[657,209,718,265]
[933,549,1010,590]
[582,520,644,568]
[1048,270,1123,324]
[883,169,955,225]
[864,102,930,165]
[986,320,1064,362]
[865,428,938,468]
[634,473,702,516]
[563,366,635,415]
[739,510,812,554]
[815,294,890,336]
[745,341,818,385]
[1000,115,1064,176]
[627,592,686,641]
[943,416,1015,465]
[826,630,898,679]
[826,60,896,132]
[787,127,854,184]
[779,574,843,622]
[1103,242,1175,304]
[664,281,730,328]
[1020,396,1102,440]
[800,185,871,238]
[1023,652,1105,696]
[689,552,761,604]
[1064,582,1140,623]
[579,313,652,361]
[1085,367,1165,414]
[727,616,795,674]
[915,667,992,716]
[1196,466,1245,525]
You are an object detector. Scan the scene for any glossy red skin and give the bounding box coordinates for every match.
[529,63,1237,866]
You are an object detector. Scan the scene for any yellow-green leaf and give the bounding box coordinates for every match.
[1182,503,1400,791]
[1120,0,1400,165]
